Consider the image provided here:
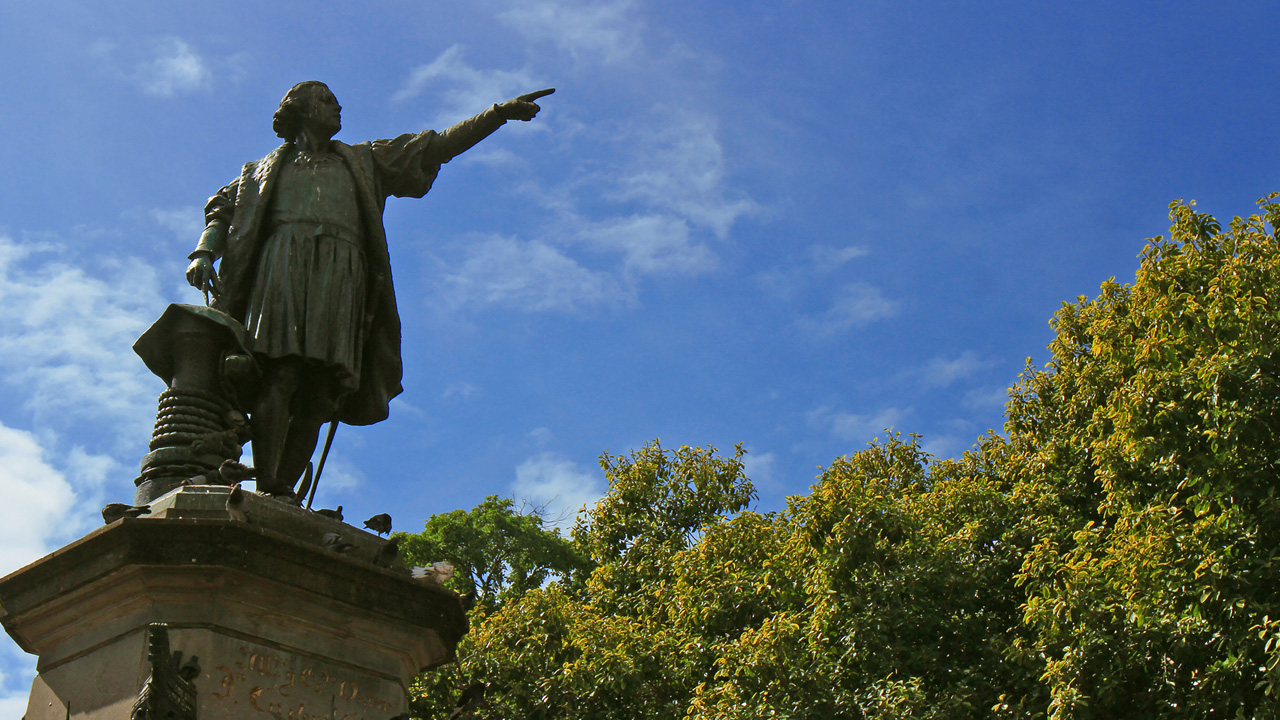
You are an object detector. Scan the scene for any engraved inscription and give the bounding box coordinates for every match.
[208,646,395,720]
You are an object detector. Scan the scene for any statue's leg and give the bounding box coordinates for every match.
[275,366,338,493]
[250,357,304,494]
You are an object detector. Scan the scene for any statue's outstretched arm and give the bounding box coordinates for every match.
[432,88,555,162]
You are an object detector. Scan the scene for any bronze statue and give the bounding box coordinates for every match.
[186,81,553,498]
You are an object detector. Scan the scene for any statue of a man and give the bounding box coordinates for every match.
[185,81,552,498]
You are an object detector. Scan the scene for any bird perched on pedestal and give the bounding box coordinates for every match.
[314,505,343,521]
[102,503,150,524]
[226,484,249,522]
[363,513,392,536]
[373,536,400,567]
[219,459,255,483]
[321,532,357,554]
[412,561,454,585]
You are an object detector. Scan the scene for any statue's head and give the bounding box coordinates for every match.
[273,81,341,140]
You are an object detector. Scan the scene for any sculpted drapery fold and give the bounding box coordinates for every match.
[191,107,508,426]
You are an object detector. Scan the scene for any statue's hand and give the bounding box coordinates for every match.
[186,255,220,296]
[497,88,555,122]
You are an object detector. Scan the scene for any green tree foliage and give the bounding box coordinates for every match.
[397,494,590,609]
[407,193,1280,720]
[1010,196,1280,718]
[688,434,1041,720]
[400,495,591,719]
[414,439,1041,719]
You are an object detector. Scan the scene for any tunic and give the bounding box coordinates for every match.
[245,150,366,393]
[190,106,509,425]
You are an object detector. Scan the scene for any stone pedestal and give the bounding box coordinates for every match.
[0,487,466,720]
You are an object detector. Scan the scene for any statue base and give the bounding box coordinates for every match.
[0,487,465,720]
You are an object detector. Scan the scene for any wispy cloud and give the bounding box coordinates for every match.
[90,36,224,97]
[809,244,869,267]
[511,452,604,531]
[922,434,966,460]
[607,110,757,239]
[917,350,994,389]
[807,406,909,443]
[0,235,165,445]
[435,235,632,313]
[799,283,899,334]
[498,0,643,65]
[408,32,754,315]
[314,454,363,496]
[150,206,204,243]
[741,449,777,486]
[574,214,714,277]
[442,381,480,399]
[137,38,210,96]
[964,385,1009,410]
[393,45,543,127]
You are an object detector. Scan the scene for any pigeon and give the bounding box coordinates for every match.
[373,536,400,568]
[219,459,256,483]
[314,505,343,522]
[363,513,392,536]
[181,470,218,486]
[226,484,249,522]
[225,409,252,443]
[102,503,150,524]
[412,561,455,585]
[321,532,358,554]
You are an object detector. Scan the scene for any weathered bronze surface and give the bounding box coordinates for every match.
[185,81,553,496]
[131,623,200,720]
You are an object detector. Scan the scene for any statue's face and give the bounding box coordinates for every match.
[303,87,342,138]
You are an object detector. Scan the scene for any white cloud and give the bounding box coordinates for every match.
[150,206,204,243]
[437,235,631,313]
[407,45,756,315]
[135,38,210,96]
[310,454,364,510]
[498,0,643,64]
[442,381,480,399]
[610,111,756,239]
[0,236,164,446]
[741,450,777,486]
[921,434,966,460]
[964,385,1009,410]
[0,689,30,720]
[394,45,543,127]
[511,452,603,531]
[576,214,715,277]
[756,244,872,302]
[918,350,994,389]
[528,427,555,445]
[0,423,76,575]
[809,244,869,267]
[0,640,35,720]
[807,406,909,443]
[800,283,898,334]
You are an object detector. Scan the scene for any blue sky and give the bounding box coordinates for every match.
[1,0,1278,707]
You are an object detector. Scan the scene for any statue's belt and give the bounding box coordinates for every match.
[267,220,363,250]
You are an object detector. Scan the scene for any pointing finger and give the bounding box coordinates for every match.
[516,88,555,102]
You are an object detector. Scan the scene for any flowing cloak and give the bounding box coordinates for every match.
[193,108,506,426]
